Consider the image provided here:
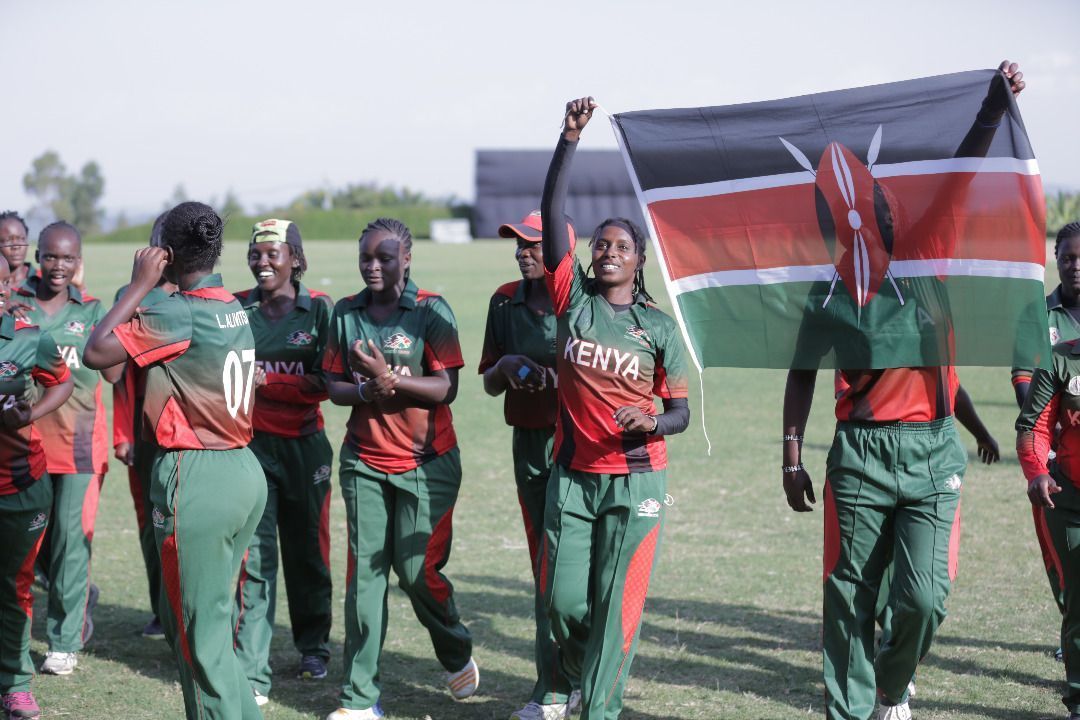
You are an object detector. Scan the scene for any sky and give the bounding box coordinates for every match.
[3,0,1078,220]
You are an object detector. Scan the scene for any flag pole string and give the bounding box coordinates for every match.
[602,101,712,457]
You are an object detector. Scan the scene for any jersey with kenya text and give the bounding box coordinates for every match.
[113,284,174,448]
[833,366,959,422]
[323,279,463,474]
[114,274,256,450]
[1018,340,1080,487]
[545,254,689,473]
[17,279,108,474]
[0,314,70,495]
[478,280,557,429]
[235,283,331,438]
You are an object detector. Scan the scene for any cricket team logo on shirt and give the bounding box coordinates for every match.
[945,474,963,491]
[313,464,331,485]
[0,361,18,378]
[152,507,165,529]
[28,513,47,532]
[1068,377,1080,396]
[624,325,651,347]
[637,497,662,518]
[384,333,413,352]
[64,320,86,337]
[286,330,314,346]
[1051,327,1061,345]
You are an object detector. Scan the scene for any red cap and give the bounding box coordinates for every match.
[498,210,576,244]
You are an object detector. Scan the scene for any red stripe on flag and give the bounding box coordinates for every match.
[647,172,1045,281]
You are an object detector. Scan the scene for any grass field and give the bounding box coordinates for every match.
[26,237,1067,719]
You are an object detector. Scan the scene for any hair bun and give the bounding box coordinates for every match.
[192,212,224,246]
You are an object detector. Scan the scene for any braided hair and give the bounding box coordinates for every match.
[0,211,29,237]
[161,202,223,274]
[589,217,654,303]
[149,211,168,248]
[359,217,413,282]
[1056,221,1080,257]
[38,221,82,249]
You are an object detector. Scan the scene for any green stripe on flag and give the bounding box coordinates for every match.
[676,275,1050,370]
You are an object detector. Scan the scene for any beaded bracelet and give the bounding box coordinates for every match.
[782,434,804,442]
[782,463,804,474]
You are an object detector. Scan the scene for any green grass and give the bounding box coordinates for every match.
[30,239,1066,719]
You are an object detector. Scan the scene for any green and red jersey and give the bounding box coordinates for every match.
[833,367,959,423]
[323,279,463,474]
[114,274,256,450]
[1018,340,1080,485]
[17,279,109,475]
[235,283,331,438]
[113,284,176,448]
[478,280,557,429]
[1012,286,1080,388]
[545,253,689,474]
[0,313,70,495]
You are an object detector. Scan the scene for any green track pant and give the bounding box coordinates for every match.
[543,464,666,720]
[1042,473,1080,713]
[43,472,103,652]
[0,476,51,694]
[152,448,267,720]
[512,426,570,705]
[823,418,964,720]
[129,438,162,622]
[336,447,473,711]
[234,430,334,695]
[1036,463,1067,616]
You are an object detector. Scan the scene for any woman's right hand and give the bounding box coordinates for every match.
[563,97,597,142]
[497,355,546,391]
[783,467,816,512]
[1028,473,1062,509]
[131,246,169,289]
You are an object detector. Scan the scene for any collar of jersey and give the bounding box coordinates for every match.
[239,282,313,312]
[16,276,85,305]
[1049,286,1064,311]
[0,313,13,340]
[348,278,419,311]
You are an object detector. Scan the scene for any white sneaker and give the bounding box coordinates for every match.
[568,689,581,715]
[40,651,77,675]
[509,701,569,720]
[253,690,269,707]
[325,704,384,720]
[878,701,912,720]
[445,656,479,700]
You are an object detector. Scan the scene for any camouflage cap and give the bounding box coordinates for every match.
[250,218,302,249]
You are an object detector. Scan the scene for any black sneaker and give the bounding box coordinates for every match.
[298,655,328,680]
[81,583,99,645]
[141,616,165,639]
[1057,647,1065,663]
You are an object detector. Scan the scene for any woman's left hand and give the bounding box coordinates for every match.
[1,399,32,430]
[614,406,656,434]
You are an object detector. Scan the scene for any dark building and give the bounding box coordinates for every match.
[473,150,645,239]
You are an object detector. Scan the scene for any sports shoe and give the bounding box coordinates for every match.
[298,654,328,680]
[141,616,165,639]
[325,704,384,720]
[1,691,40,719]
[445,656,480,700]
[510,700,569,719]
[877,701,912,720]
[1058,646,1066,662]
[40,651,77,676]
[568,689,581,715]
[253,690,269,707]
[81,583,99,645]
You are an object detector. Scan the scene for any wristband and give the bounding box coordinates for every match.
[357,381,372,403]
[782,463,804,474]
[782,434,804,442]
[648,415,659,433]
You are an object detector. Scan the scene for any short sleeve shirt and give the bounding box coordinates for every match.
[545,253,689,473]
[236,283,332,438]
[1012,286,1080,385]
[478,280,557,429]
[0,314,70,494]
[323,279,463,474]
[113,284,174,447]
[834,367,959,422]
[17,280,109,474]
[114,274,256,450]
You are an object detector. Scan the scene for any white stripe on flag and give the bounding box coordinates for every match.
[641,157,1041,204]
[668,259,1044,295]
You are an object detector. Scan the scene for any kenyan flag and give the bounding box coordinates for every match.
[611,68,1049,370]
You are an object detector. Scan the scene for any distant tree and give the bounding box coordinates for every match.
[163,184,189,211]
[22,150,106,234]
[1047,191,1080,235]
[114,212,130,230]
[219,189,244,218]
[331,182,430,210]
[287,189,331,213]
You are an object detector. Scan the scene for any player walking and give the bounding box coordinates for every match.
[232,219,334,706]
[539,98,691,720]
[322,218,476,720]
[84,202,267,720]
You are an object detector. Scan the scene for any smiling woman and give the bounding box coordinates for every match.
[321,217,476,720]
